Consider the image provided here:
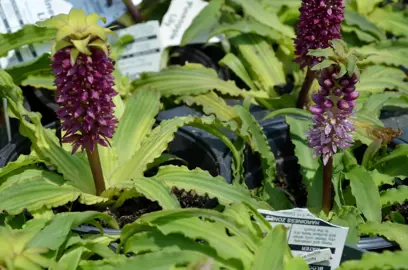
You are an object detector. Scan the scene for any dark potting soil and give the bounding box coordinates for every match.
[54,187,219,228]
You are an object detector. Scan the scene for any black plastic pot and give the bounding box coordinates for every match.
[156,106,233,182]
[380,109,408,131]
[23,87,58,125]
[168,45,232,80]
[0,98,31,151]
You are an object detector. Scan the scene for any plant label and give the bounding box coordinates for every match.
[0,0,127,68]
[160,0,220,48]
[114,21,162,81]
[258,208,349,270]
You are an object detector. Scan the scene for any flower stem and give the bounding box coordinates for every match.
[322,156,333,214]
[296,68,316,109]
[123,0,143,23]
[86,146,106,196]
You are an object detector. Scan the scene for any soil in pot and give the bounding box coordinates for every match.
[54,187,218,228]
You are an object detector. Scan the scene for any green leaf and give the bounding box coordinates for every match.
[120,206,260,268]
[210,20,285,45]
[380,186,408,208]
[264,108,312,120]
[342,24,378,43]
[356,40,408,67]
[307,48,335,57]
[236,107,292,210]
[109,115,239,186]
[0,25,55,57]
[372,144,408,168]
[230,34,286,95]
[262,0,301,9]
[5,54,51,85]
[338,250,408,270]
[285,116,322,211]
[176,91,237,121]
[370,169,395,186]
[0,153,41,181]
[0,225,54,270]
[181,0,223,46]
[123,229,234,269]
[357,66,408,94]
[110,34,134,61]
[369,7,408,37]
[344,8,386,41]
[104,176,180,210]
[311,60,336,71]
[55,247,84,270]
[347,55,358,76]
[0,70,95,194]
[355,0,382,15]
[219,52,256,89]
[0,169,81,215]
[284,257,309,270]
[251,225,288,270]
[155,165,268,209]
[359,221,408,250]
[132,63,267,99]
[361,139,382,168]
[85,250,209,270]
[231,0,294,38]
[28,211,118,250]
[112,88,161,167]
[21,73,55,90]
[344,165,381,222]
[330,206,364,244]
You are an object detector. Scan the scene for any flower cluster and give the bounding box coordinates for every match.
[294,0,344,68]
[306,65,359,164]
[52,48,118,154]
[44,9,119,154]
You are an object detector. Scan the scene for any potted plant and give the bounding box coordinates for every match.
[0,9,279,232]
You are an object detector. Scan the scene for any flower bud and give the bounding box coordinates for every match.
[323,79,334,88]
[343,86,356,93]
[347,100,357,108]
[312,93,325,104]
[337,99,350,110]
[343,91,359,101]
[339,78,350,87]
[323,99,334,108]
[310,105,325,115]
[318,87,330,96]
[333,88,342,96]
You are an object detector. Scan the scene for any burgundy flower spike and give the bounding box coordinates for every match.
[52,48,118,154]
[294,0,344,68]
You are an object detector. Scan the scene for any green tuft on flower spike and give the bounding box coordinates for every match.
[37,8,117,64]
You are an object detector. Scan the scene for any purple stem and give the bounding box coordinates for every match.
[322,156,333,214]
[296,68,316,109]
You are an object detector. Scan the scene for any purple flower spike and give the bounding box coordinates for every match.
[306,65,359,164]
[294,0,344,68]
[52,48,118,154]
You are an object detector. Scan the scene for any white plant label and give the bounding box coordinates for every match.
[258,208,349,270]
[0,0,128,68]
[114,21,162,81]
[300,248,332,265]
[160,0,220,48]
